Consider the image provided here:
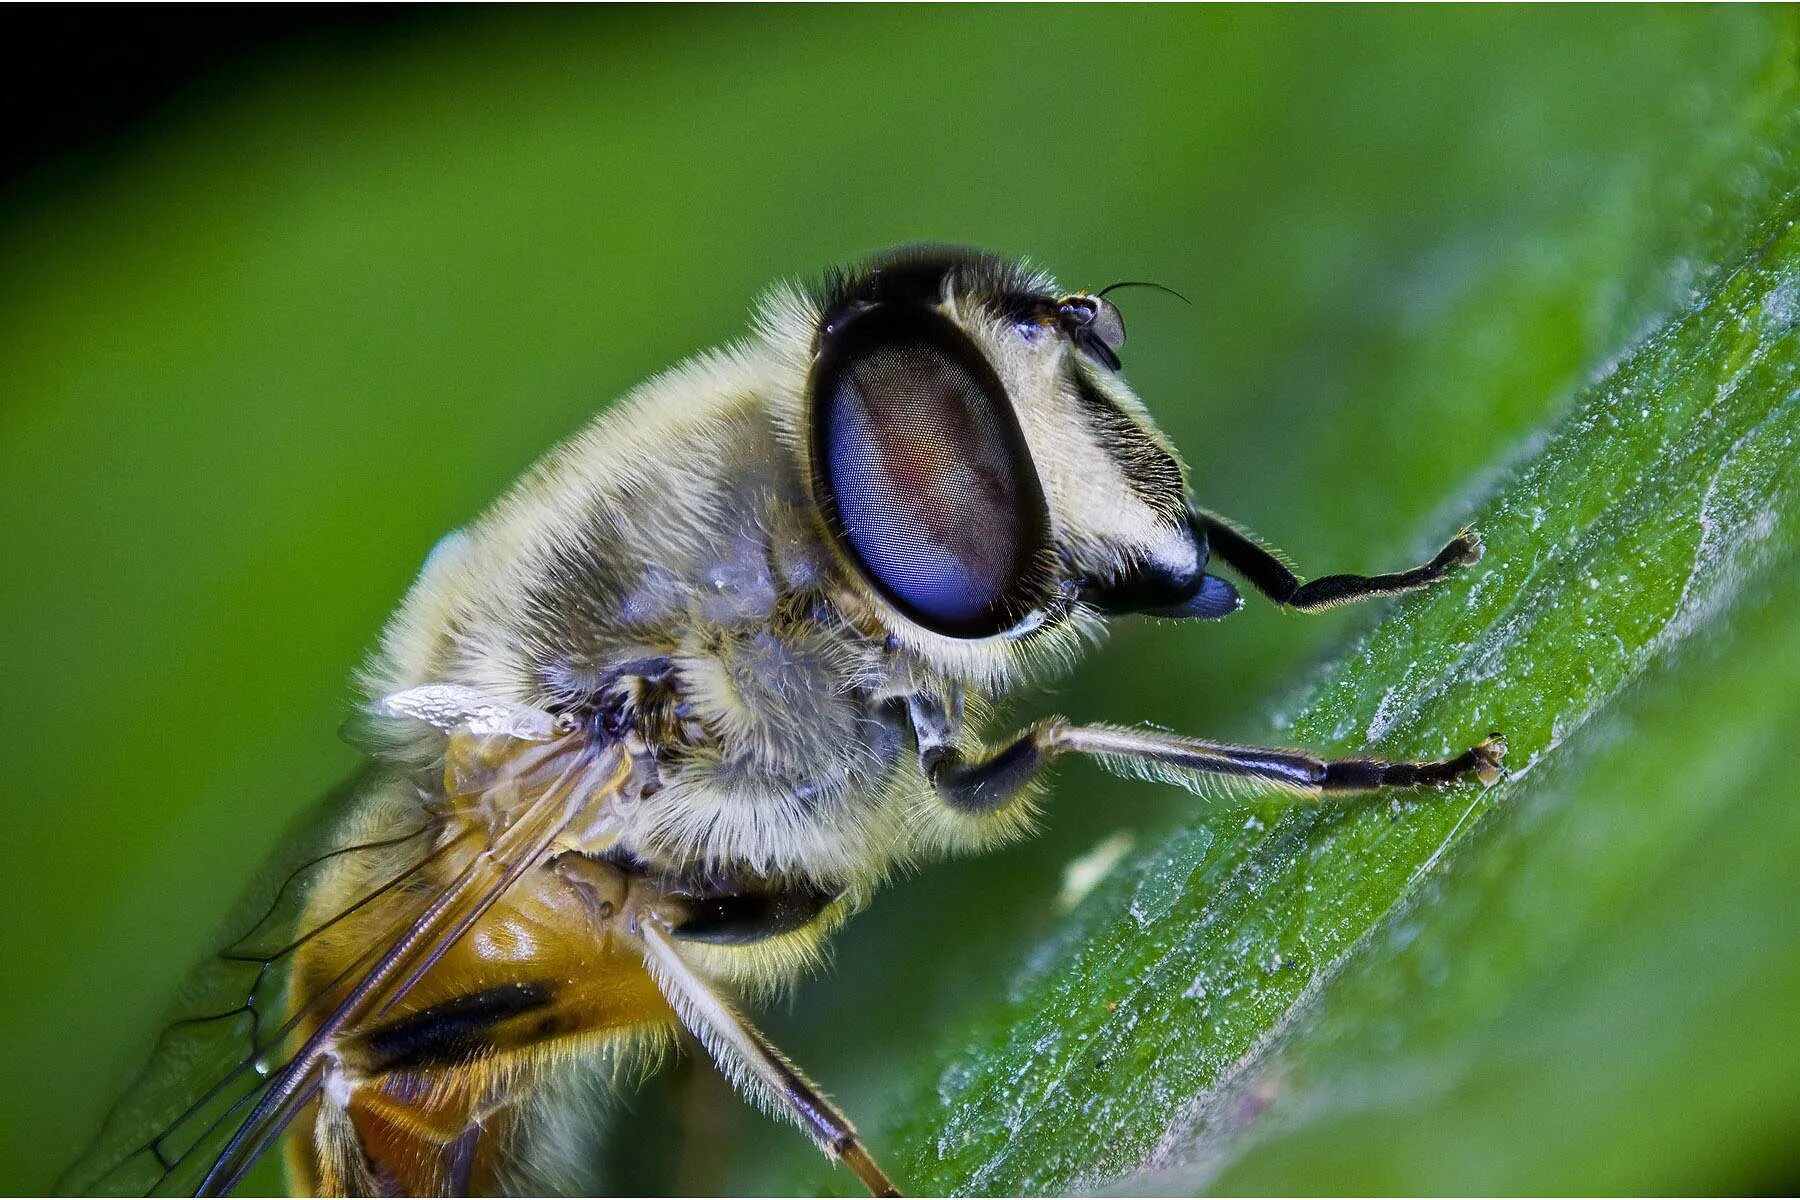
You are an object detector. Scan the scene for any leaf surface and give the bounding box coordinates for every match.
[892,147,1800,1200]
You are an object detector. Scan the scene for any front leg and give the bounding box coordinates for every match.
[907,692,1505,817]
[1197,510,1484,612]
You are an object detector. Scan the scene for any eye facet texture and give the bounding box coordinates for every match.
[814,308,1046,637]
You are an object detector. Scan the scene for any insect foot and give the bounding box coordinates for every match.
[1437,526,1486,570]
[1470,731,1507,787]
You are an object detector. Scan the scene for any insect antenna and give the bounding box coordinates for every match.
[1095,279,1192,305]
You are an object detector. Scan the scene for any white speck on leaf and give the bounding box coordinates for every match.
[1056,831,1138,915]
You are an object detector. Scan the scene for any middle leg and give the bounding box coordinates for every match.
[908,692,1504,817]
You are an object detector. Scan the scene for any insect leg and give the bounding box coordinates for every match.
[1195,510,1483,612]
[1046,722,1506,794]
[910,695,1504,814]
[639,922,901,1197]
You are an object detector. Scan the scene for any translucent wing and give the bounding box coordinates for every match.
[64,692,615,1197]
[60,767,436,1195]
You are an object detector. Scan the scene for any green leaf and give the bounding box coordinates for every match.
[889,131,1800,1200]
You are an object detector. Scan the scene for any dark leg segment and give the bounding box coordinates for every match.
[1198,512,1483,612]
[907,693,1047,815]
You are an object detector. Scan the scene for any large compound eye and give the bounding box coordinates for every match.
[811,306,1050,638]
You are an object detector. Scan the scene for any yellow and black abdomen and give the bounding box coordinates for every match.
[287,843,675,1195]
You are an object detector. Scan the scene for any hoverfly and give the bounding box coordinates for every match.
[66,246,1504,1197]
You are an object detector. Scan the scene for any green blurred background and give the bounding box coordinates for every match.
[2,6,1795,1195]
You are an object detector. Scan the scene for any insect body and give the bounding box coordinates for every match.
[69,246,1503,1197]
